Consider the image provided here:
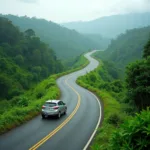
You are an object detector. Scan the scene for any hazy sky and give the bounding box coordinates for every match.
[0,0,150,23]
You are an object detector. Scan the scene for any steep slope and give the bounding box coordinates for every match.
[1,14,103,59]
[95,26,150,71]
[0,17,63,100]
[62,13,150,38]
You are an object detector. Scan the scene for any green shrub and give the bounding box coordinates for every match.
[121,103,138,115]
[109,108,150,150]
[17,96,29,107]
[36,92,44,99]
[107,113,123,127]
[8,88,23,99]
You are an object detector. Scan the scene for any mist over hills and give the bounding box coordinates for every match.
[62,13,150,38]
[96,26,150,73]
[0,14,108,59]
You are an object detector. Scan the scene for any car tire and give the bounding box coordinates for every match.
[42,114,45,119]
[64,109,67,115]
[58,112,61,118]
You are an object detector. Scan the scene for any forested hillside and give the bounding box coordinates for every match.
[77,36,150,150]
[83,33,110,49]
[0,14,105,59]
[95,26,150,74]
[63,13,150,38]
[0,17,63,100]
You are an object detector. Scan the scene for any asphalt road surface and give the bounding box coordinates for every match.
[0,50,102,150]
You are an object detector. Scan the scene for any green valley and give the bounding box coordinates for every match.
[0,10,150,150]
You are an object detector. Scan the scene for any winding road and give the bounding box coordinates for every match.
[0,50,102,150]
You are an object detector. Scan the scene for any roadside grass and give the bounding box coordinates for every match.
[77,66,129,150]
[91,90,128,150]
[0,54,89,134]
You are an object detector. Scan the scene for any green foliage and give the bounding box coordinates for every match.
[14,54,24,65]
[0,17,21,45]
[0,74,58,134]
[110,80,124,93]
[78,62,124,97]
[64,54,88,69]
[125,58,150,110]
[107,113,123,127]
[109,108,150,150]
[1,14,104,59]
[95,26,150,77]
[24,29,35,37]
[77,67,127,150]
[0,74,12,98]
[16,96,29,107]
[0,53,89,134]
[0,16,64,100]
[89,73,97,82]
[143,38,150,59]
[78,24,150,150]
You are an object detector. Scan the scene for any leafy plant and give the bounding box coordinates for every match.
[126,57,150,110]
[109,108,150,150]
[107,113,123,127]
[17,96,29,107]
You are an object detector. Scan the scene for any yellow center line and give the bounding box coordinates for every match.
[29,76,81,150]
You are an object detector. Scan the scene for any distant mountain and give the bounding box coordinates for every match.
[62,13,150,38]
[0,14,107,59]
[96,26,150,71]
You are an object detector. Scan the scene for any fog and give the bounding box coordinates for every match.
[0,0,150,22]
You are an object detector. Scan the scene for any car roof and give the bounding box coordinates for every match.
[45,100,60,103]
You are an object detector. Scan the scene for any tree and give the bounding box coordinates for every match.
[0,74,12,98]
[24,29,35,37]
[125,58,150,110]
[143,39,150,59]
[0,17,20,45]
[14,55,24,65]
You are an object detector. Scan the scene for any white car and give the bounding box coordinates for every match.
[41,100,67,118]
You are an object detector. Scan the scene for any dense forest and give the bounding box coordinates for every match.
[95,26,150,76]
[0,17,63,100]
[63,12,150,38]
[0,14,107,59]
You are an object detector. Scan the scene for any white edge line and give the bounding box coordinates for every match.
[83,91,102,150]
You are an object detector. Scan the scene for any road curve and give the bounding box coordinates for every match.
[0,50,102,150]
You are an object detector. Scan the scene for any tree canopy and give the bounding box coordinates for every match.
[143,38,150,59]
[0,14,106,59]
[0,17,64,100]
[96,26,150,73]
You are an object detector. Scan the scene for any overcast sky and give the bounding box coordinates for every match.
[0,0,150,23]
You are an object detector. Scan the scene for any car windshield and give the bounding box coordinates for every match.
[45,102,56,107]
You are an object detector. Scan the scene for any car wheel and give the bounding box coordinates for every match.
[42,114,45,119]
[58,112,61,118]
[64,109,67,115]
